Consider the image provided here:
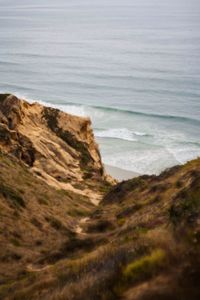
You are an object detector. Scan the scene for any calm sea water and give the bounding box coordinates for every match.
[0,0,200,175]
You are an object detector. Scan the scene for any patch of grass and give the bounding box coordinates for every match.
[10,238,21,247]
[169,182,200,225]
[0,281,17,299]
[45,216,64,230]
[13,210,20,218]
[117,218,126,226]
[149,183,170,194]
[43,107,93,170]
[72,182,85,190]
[159,165,181,180]
[176,179,184,188]
[38,195,49,205]
[40,236,96,265]
[98,181,113,193]
[0,182,25,208]
[58,189,72,198]
[122,249,166,283]
[60,130,92,167]
[83,171,93,179]
[116,204,142,219]
[54,244,126,286]
[31,218,43,230]
[68,208,89,217]
[103,177,147,204]
[134,225,149,234]
[123,235,135,243]
[86,219,115,233]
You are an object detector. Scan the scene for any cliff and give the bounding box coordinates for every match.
[0,94,110,203]
[0,94,200,300]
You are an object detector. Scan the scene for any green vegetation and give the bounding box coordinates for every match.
[116,204,142,218]
[117,217,126,226]
[68,208,89,217]
[98,181,113,193]
[123,249,166,283]
[103,177,148,204]
[72,182,86,191]
[134,225,149,234]
[169,182,200,225]
[43,107,93,170]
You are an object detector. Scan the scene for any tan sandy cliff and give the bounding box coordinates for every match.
[0,94,112,203]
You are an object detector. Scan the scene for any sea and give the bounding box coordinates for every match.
[0,0,200,175]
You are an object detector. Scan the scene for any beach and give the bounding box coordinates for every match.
[105,164,139,181]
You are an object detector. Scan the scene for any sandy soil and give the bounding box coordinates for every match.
[105,164,139,181]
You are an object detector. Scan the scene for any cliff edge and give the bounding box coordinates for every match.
[0,94,109,202]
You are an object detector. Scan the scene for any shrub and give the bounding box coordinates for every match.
[116,204,142,218]
[68,209,89,217]
[117,218,126,226]
[123,249,166,283]
[43,107,92,169]
[169,183,200,225]
[86,219,115,233]
[45,216,64,230]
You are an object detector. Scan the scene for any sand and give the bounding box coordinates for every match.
[105,164,139,181]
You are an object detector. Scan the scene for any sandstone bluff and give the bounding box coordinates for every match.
[0,94,112,204]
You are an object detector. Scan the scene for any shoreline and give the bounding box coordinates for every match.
[104,164,139,181]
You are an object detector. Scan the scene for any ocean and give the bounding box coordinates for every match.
[0,0,200,175]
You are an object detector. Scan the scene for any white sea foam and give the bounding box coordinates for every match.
[133,131,148,136]
[95,128,138,142]
[166,144,200,164]
[60,105,86,117]
[101,141,200,176]
[102,147,179,175]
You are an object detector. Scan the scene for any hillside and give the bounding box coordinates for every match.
[0,94,200,300]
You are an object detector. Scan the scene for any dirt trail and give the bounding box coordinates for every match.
[75,217,90,234]
[27,264,51,273]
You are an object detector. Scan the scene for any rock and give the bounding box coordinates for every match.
[0,94,105,193]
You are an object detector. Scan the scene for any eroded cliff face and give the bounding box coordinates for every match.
[0,94,106,199]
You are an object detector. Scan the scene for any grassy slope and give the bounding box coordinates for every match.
[0,155,200,300]
[0,151,99,287]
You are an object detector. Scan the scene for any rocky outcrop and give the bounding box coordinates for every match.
[0,94,105,195]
